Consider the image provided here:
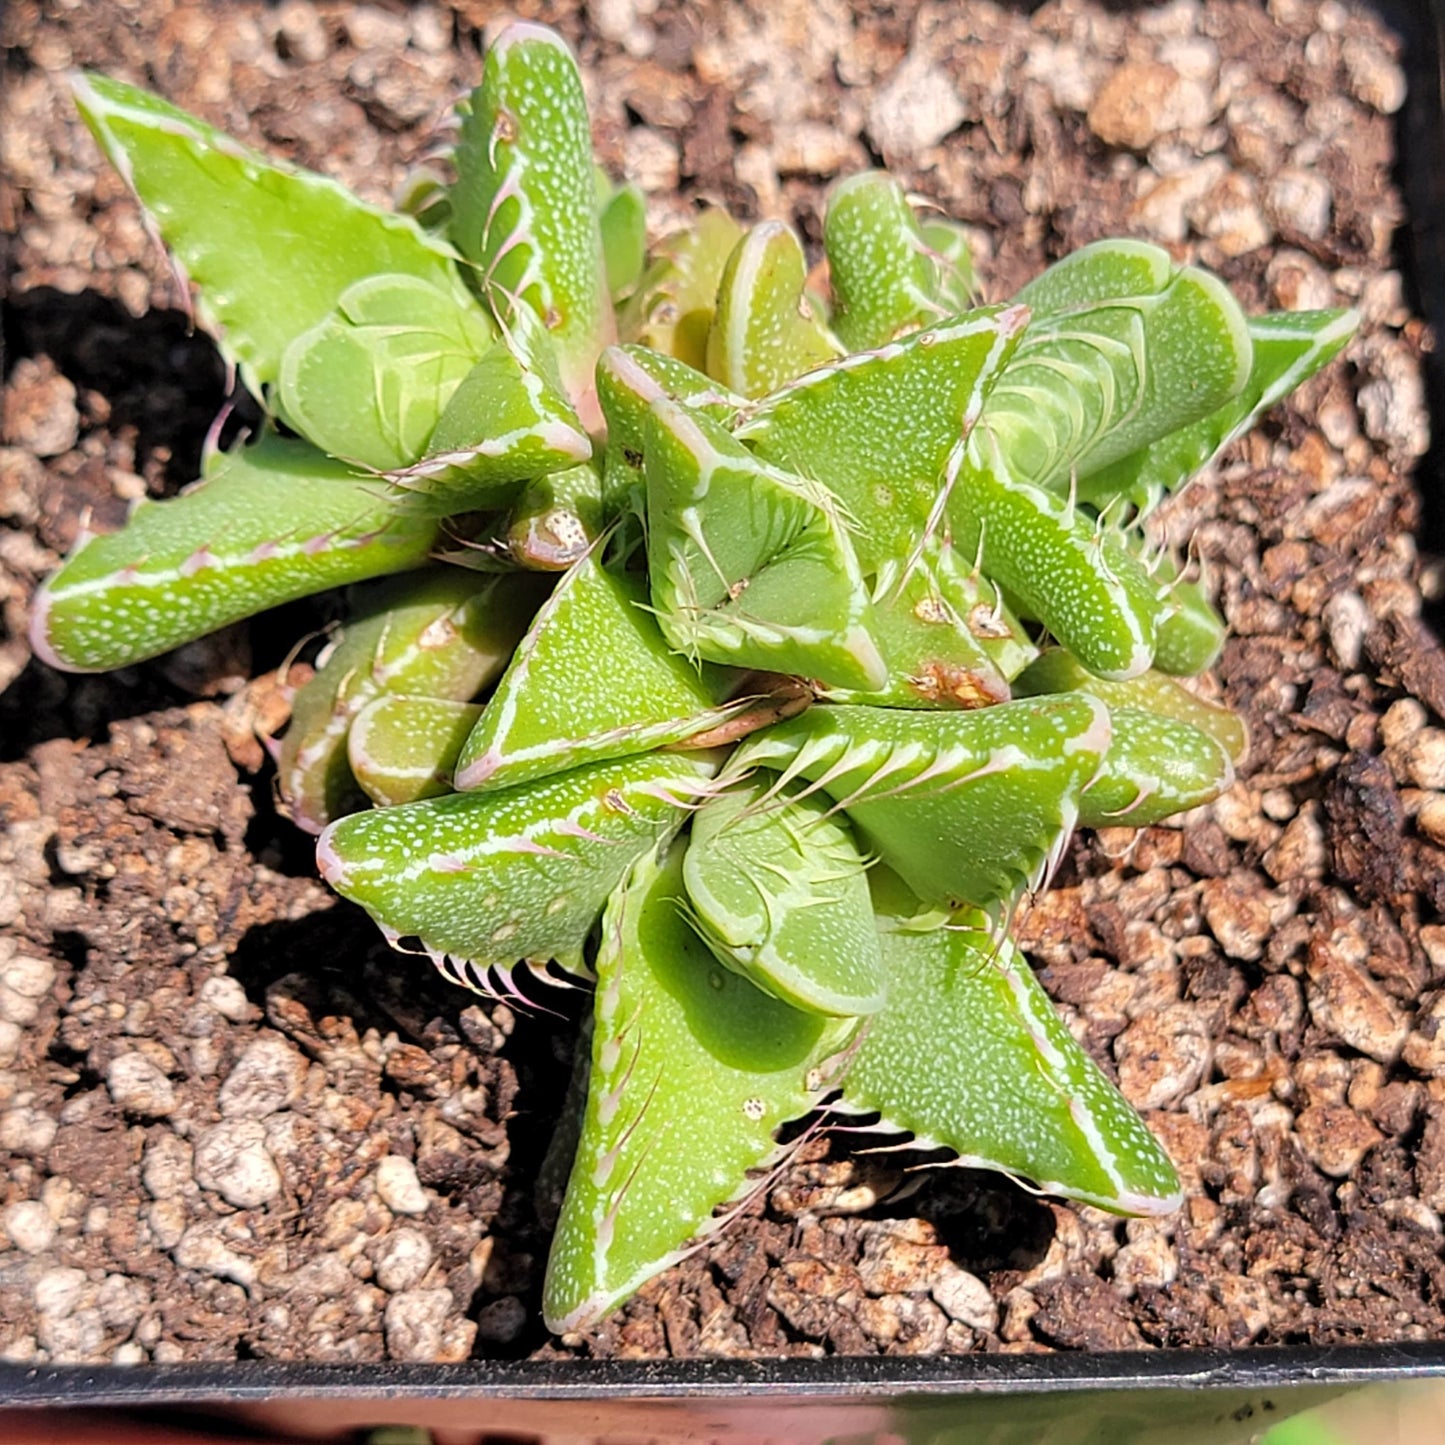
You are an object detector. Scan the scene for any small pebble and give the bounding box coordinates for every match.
[383,1288,452,1362]
[930,1266,998,1331]
[199,975,252,1023]
[374,1227,434,1292]
[375,1155,429,1216]
[869,53,965,154]
[105,1052,177,1118]
[0,1105,58,1157]
[1341,36,1406,114]
[172,1222,257,1288]
[3,1199,57,1255]
[218,1035,308,1119]
[1267,169,1332,241]
[1402,731,1445,791]
[193,1120,283,1209]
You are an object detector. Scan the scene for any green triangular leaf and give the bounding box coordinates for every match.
[733,696,1109,909]
[317,750,717,980]
[277,274,495,471]
[450,22,614,422]
[683,779,886,1016]
[349,695,484,808]
[822,541,1029,709]
[388,324,592,512]
[644,399,887,691]
[844,889,1182,1216]
[73,73,480,392]
[542,842,858,1332]
[736,305,1028,573]
[30,432,438,674]
[949,430,1160,680]
[1078,307,1359,512]
[617,208,744,371]
[453,549,742,793]
[705,221,842,398]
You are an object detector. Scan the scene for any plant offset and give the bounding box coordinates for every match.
[31,24,1356,1334]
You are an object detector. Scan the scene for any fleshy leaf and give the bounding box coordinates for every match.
[454,548,743,793]
[387,321,592,511]
[277,273,495,471]
[990,244,1254,488]
[843,890,1182,1215]
[919,218,978,312]
[824,543,1018,710]
[30,433,439,674]
[506,461,606,571]
[1074,704,1234,827]
[73,73,477,391]
[823,170,944,351]
[542,842,858,1332]
[617,209,745,370]
[596,344,743,519]
[349,695,484,808]
[279,568,543,832]
[598,177,647,302]
[644,398,887,691]
[317,750,717,981]
[1015,649,1247,763]
[683,779,886,1016]
[732,696,1109,908]
[705,221,842,398]
[949,430,1160,680]
[735,306,1028,573]
[1153,573,1227,676]
[1078,308,1359,512]
[449,22,614,424]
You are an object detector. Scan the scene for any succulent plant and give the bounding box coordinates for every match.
[32,23,1357,1335]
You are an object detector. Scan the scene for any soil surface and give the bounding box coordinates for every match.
[2,0,1443,1365]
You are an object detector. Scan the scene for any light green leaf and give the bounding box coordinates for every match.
[736,305,1028,573]
[278,568,542,832]
[1014,649,1247,762]
[705,221,843,398]
[949,430,1160,680]
[598,177,647,301]
[844,889,1182,1215]
[349,695,484,808]
[453,548,743,793]
[823,170,944,350]
[277,274,496,471]
[683,779,886,1016]
[542,842,858,1332]
[991,242,1254,487]
[1079,308,1359,512]
[644,398,887,691]
[317,749,717,980]
[450,22,614,423]
[73,73,478,392]
[733,696,1109,909]
[617,209,745,369]
[30,432,439,674]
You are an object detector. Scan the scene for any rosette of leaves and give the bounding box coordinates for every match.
[32,24,1358,1334]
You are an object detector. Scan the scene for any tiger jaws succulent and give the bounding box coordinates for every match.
[32,23,1357,1336]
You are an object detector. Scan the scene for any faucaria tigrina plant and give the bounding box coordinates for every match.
[32,23,1357,1333]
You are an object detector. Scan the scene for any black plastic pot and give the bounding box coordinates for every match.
[2,4,1444,1439]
